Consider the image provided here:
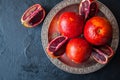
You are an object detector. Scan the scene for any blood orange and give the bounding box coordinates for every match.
[21,4,45,28]
[46,36,68,58]
[92,45,114,64]
[79,0,98,19]
[58,12,84,38]
[66,38,92,63]
[84,16,112,46]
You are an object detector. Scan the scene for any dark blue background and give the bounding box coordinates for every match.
[0,0,120,80]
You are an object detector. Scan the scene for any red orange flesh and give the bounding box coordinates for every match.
[21,4,45,28]
[79,0,98,19]
[92,45,114,64]
[46,36,68,58]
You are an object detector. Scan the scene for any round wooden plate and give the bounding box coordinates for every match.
[41,0,119,74]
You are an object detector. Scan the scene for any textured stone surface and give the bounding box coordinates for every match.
[0,0,120,80]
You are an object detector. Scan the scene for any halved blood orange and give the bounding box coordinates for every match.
[92,48,108,64]
[92,45,114,64]
[98,45,114,58]
[79,0,98,19]
[21,4,45,28]
[46,36,68,58]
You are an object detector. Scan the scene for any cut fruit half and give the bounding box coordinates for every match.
[99,45,114,58]
[21,4,45,28]
[46,36,69,58]
[92,48,108,64]
[92,45,114,64]
[79,0,98,19]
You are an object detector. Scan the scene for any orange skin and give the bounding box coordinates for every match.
[84,16,112,46]
[66,38,92,63]
[58,12,84,38]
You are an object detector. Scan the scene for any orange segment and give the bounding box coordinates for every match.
[46,36,68,58]
[21,4,45,28]
[92,45,114,64]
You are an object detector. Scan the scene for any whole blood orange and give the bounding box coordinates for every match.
[58,12,84,38]
[84,16,112,46]
[66,38,92,63]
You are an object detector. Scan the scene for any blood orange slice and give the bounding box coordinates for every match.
[98,45,114,58]
[79,0,98,19]
[92,45,114,64]
[21,4,45,28]
[46,36,68,58]
[92,48,108,64]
